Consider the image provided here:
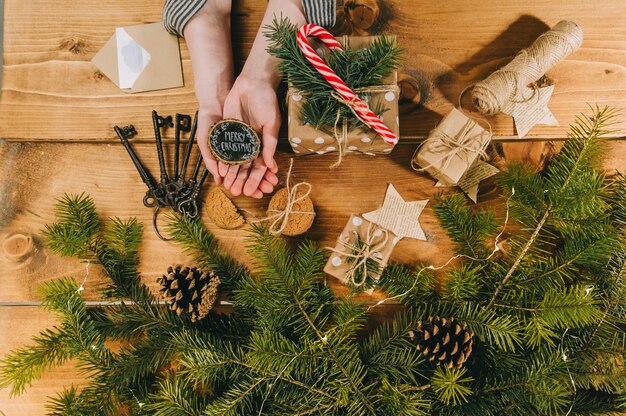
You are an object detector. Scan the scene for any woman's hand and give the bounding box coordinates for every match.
[220,76,281,198]
[183,0,234,185]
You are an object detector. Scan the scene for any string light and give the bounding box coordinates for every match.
[67,260,91,313]
[77,260,90,293]
[129,388,145,412]
[560,285,593,416]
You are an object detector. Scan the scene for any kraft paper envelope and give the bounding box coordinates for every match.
[92,22,183,93]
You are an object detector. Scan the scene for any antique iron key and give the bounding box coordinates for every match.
[114,125,166,208]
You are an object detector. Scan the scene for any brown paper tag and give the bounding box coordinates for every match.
[436,160,499,203]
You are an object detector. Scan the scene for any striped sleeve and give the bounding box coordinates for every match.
[302,0,337,27]
[162,0,208,37]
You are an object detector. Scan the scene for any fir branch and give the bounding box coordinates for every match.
[246,225,379,415]
[38,277,111,370]
[45,386,89,416]
[94,217,150,304]
[378,379,432,416]
[42,193,100,257]
[431,366,474,406]
[145,374,208,416]
[0,327,72,396]
[476,350,574,415]
[378,263,437,302]
[433,193,499,258]
[107,330,177,389]
[173,329,335,404]
[442,265,485,301]
[167,214,250,294]
[360,309,426,385]
[487,106,617,308]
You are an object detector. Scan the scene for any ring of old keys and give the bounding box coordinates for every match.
[115,110,210,241]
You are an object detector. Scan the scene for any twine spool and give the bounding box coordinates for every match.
[472,20,583,116]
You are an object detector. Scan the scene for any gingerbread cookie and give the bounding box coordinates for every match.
[205,187,245,229]
[267,187,315,236]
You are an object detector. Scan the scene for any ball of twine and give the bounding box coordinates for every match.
[472,20,583,116]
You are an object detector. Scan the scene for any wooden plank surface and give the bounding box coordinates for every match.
[1,0,626,141]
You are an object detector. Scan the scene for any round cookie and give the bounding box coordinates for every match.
[208,119,260,165]
[268,188,315,236]
[205,187,245,229]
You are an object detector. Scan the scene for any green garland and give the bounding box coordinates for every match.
[1,107,625,415]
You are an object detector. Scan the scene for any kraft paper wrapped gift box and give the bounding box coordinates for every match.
[287,36,399,157]
[413,108,492,185]
[324,215,397,293]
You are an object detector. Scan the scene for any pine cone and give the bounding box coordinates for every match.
[157,265,221,322]
[408,316,474,368]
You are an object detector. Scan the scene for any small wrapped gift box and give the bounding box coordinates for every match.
[324,215,398,293]
[413,108,492,185]
[287,36,399,158]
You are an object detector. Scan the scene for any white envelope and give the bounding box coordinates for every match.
[92,22,184,93]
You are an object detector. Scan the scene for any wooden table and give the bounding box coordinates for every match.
[1,0,625,414]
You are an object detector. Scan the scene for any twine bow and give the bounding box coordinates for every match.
[327,222,389,288]
[412,117,491,177]
[259,159,315,235]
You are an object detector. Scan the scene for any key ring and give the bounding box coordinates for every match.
[152,206,173,241]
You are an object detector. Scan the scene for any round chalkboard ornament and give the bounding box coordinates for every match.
[208,119,261,165]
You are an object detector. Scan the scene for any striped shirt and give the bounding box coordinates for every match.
[163,0,336,37]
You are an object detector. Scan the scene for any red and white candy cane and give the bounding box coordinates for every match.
[296,24,398,145]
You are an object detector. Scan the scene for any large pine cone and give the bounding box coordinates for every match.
[157,265,221,322]
[409,316,474,368]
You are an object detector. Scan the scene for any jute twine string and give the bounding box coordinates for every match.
[472,20,583,115]
[326,222,389,288]
[329,85,398,167]
[252,159,315,235]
